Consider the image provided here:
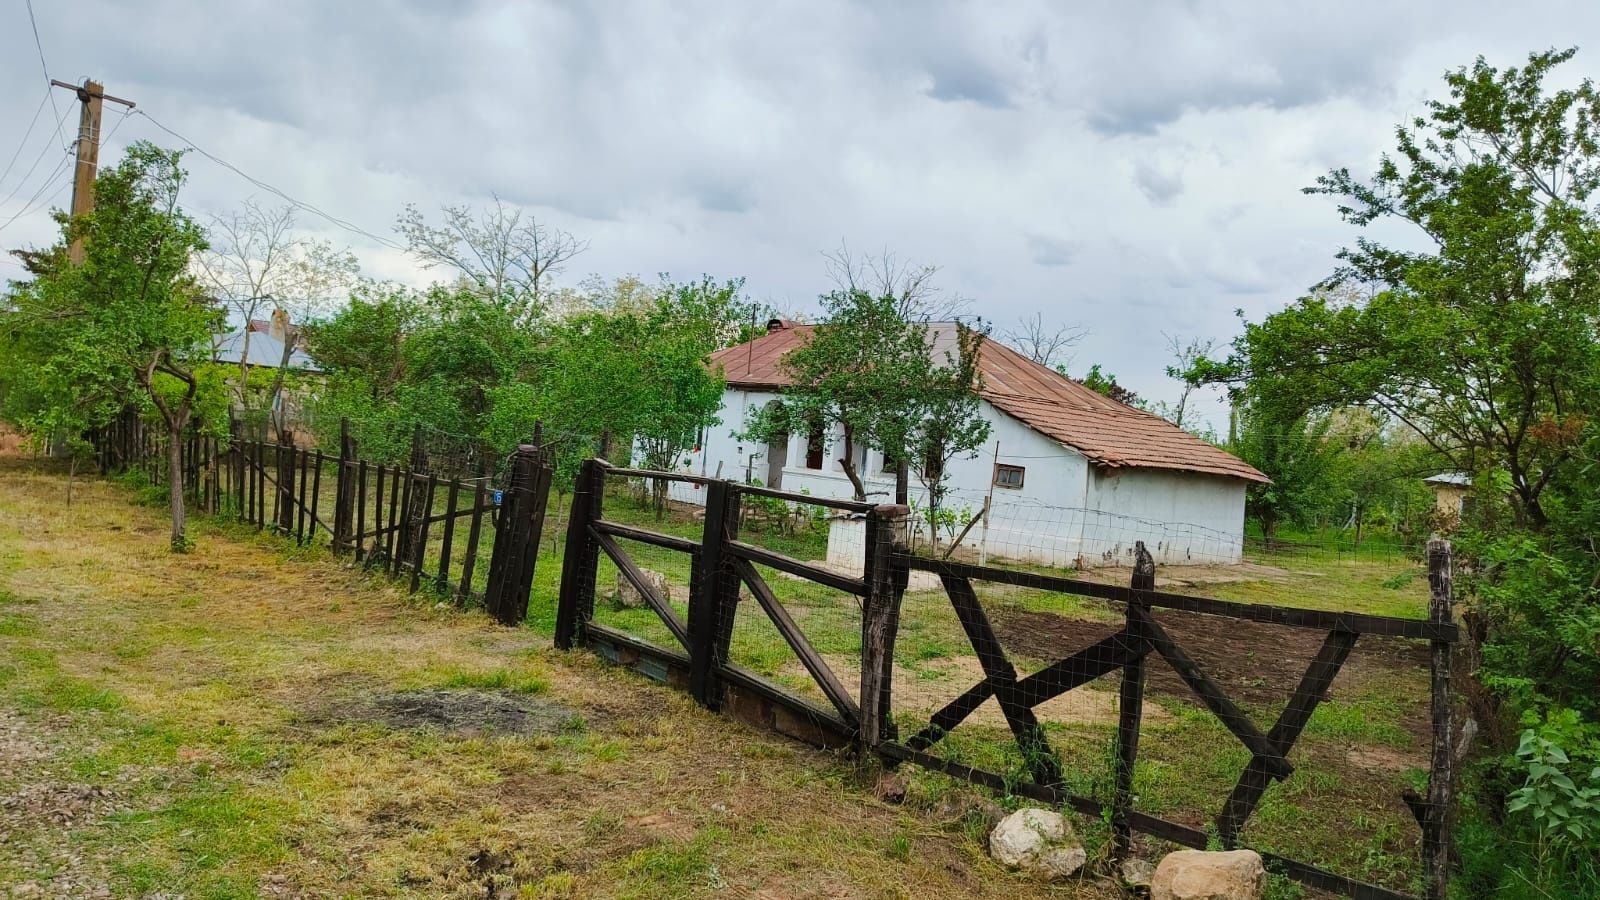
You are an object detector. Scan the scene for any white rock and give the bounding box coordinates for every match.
[989,808,1064,866]
[1038,846,1087,879]
[988,807,1083,880]
[1151,849,1265,900]
[614,569,669,609]
[1122,856,1157,889]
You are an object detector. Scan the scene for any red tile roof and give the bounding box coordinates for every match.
[708,322,1268,483]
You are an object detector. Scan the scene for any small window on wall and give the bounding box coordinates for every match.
[993,464,1025,489]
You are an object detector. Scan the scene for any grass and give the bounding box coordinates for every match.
[0,457,1110,899]
[46,458,1436,896]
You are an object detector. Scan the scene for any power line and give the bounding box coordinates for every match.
[132,109,407,251]
[0,148,73,235]
[101,107,134,149]
[0,104,75,212]
[0,92,50,190]
[23,0,68,150]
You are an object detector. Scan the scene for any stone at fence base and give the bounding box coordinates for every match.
[1151,849,1264,900]
[989,808,1085,879]
[613,569,669,609]
[1037,846,1087,879]
[874,772,907,804]
[1121,857,1157,894]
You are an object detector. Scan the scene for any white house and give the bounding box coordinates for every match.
[667,320,1268,568]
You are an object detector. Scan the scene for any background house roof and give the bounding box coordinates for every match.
[709,321,1269,484]
[1423,472,1472,487]
[212,319,319,371]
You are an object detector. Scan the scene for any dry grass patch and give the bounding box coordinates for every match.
[0,459,1113,899]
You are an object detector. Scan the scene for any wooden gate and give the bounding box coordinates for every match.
[554,458,907,747]
[870,543,1458,900]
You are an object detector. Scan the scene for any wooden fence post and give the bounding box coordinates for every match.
[275,430,296,534]
[396,424,427,566]
[483,439,553,626]
[687,479,741,708]
[332,418,356,555]
[554,458,605,650]
[1112,540,1155,861]
[860,503,911,753]
[230,418,243,520]
[1422,539,1455,900]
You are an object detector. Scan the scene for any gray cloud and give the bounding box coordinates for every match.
[1027,234,1076,267]
[1133,160,1185,205]
[1,0,1592,434]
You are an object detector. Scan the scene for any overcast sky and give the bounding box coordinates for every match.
[3,1,1597,432]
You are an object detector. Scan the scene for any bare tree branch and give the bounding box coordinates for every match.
[1000,312,1087,369]
[822,241,969,321]
[196,202,358,408]
[397,196,588,324]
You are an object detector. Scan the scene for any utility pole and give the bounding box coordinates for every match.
[51,79,135,265]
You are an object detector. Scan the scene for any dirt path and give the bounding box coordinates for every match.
[0,460,1112,899]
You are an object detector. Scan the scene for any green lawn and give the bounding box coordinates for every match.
[118,464,1436,897]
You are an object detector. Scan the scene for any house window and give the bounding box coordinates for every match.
[804,420,825,470]
[993,464,1025,489]
[879,451,898,475]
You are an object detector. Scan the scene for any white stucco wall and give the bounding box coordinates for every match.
[1080,467,1247,566]
[660,387,1249,569]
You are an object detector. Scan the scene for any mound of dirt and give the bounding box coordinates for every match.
[330,689,578,738]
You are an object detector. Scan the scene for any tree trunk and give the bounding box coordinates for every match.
[839,426,866,501]
[167,418,188,551]
[267,337,294,434]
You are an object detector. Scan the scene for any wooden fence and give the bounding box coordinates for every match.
[552,458,1460,900]
[94,413,555,626]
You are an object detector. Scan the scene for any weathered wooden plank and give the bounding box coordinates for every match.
[594,520,701,555]
[409,473,436,593]
[859,504,910,751]
[592,526,690,651]
[1113,542,1156,861]
[1422,540,1454,900]
[355,460,368,560]
[727,540,867,596]
[733,482,876,512]
[458,480,487,603]
[436,478,461,589]
[1128,604,1293,780]
[1218,628,1358,845]
[555,460,604,648]
[940,574,1063,786]
[308,451,323,542]
[687,479,733,708]
[735,558,860,727]
[897,554,1457,642]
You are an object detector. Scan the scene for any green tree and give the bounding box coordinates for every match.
[0,142,216,549]
[1188,49,1600,894]
[1230,402,1339,541]
[743,289,936,501]
[902,322,992,551]
[1077,363,1144,408]
[396,198,586,326]
[1195,50,1600,529]
[535,278,739,516]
